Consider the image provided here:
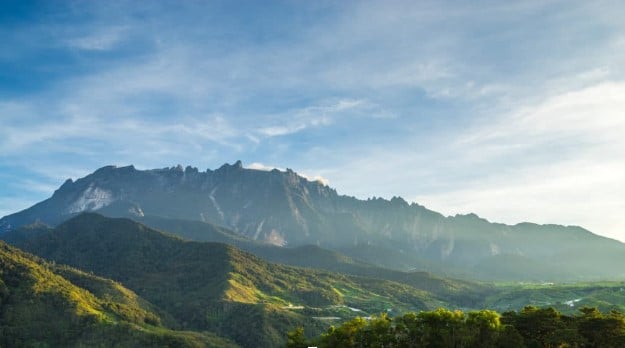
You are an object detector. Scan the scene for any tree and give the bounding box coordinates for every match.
[394,312,421,348]
[318,317,368,348]
[495,325,524,348]
[465,310,501,347]
[417,308,467,348]
[287,327,308,348]
[298,307,625,348]
[355,313,394,347]
[503,306,566,347]
[578,307,625,347]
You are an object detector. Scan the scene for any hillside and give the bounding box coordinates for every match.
[132,215,491,307]
[0,240,236,347]
[3,213,475,347]
[2,162,624,281]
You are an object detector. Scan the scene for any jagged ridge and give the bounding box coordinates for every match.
[2,162,625,281]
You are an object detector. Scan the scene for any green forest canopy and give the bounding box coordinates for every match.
[288,306,625,348]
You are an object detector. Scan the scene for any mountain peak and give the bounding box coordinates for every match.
[92,164,137,176]
[93,165,118,174]
[217,160,244,171]
[185,165,199,174]
[55,178,74,193]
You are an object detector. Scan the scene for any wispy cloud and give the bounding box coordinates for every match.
[2,1,625,240]
[66,26,128,51]
[246,162,329,185]
[246,162,282,171]
[455,81,625,166]
[405,81,625,239]
[257,99,373,137]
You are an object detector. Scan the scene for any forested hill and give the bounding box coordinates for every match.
[3,213,488,347]
[0,240,236,347]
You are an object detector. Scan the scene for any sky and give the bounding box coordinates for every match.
[1,0,625,241]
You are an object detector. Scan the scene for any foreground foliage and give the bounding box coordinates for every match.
[289,306,625,347]
[0,241,236,347]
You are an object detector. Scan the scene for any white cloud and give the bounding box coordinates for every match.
[245,162,330,185]
[246,162,283,171]
[0,108,240,154]
[297,172,331,186]
[258,124,308,137]
[415,158,625,241]
[456,81,625,162]
[256,99,370,138]
[66,26,128,51]
[415,81,625,241]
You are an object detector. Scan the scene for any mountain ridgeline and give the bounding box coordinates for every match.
[2,162,625,281]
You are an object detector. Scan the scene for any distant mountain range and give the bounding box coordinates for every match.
[2,161,625,281]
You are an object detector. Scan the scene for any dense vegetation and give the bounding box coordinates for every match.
[5,213,478,347]
[136,215,493,307]
[289,306,625,347]
[0,241,236,347]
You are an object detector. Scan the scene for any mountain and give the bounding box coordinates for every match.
[0,240,236,347]
[2,162,625,281]
[3,213,480,347]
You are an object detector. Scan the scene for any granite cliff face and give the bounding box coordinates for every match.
[2,161,625,280]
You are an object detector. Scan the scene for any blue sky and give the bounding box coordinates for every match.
[2,0,625,241]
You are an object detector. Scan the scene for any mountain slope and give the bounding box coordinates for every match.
[4,213,470,347]
[132,215,491,307]
[0,240,236,347]
[2,162,625,281]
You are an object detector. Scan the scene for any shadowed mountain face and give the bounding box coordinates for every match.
[2,162,625,281]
